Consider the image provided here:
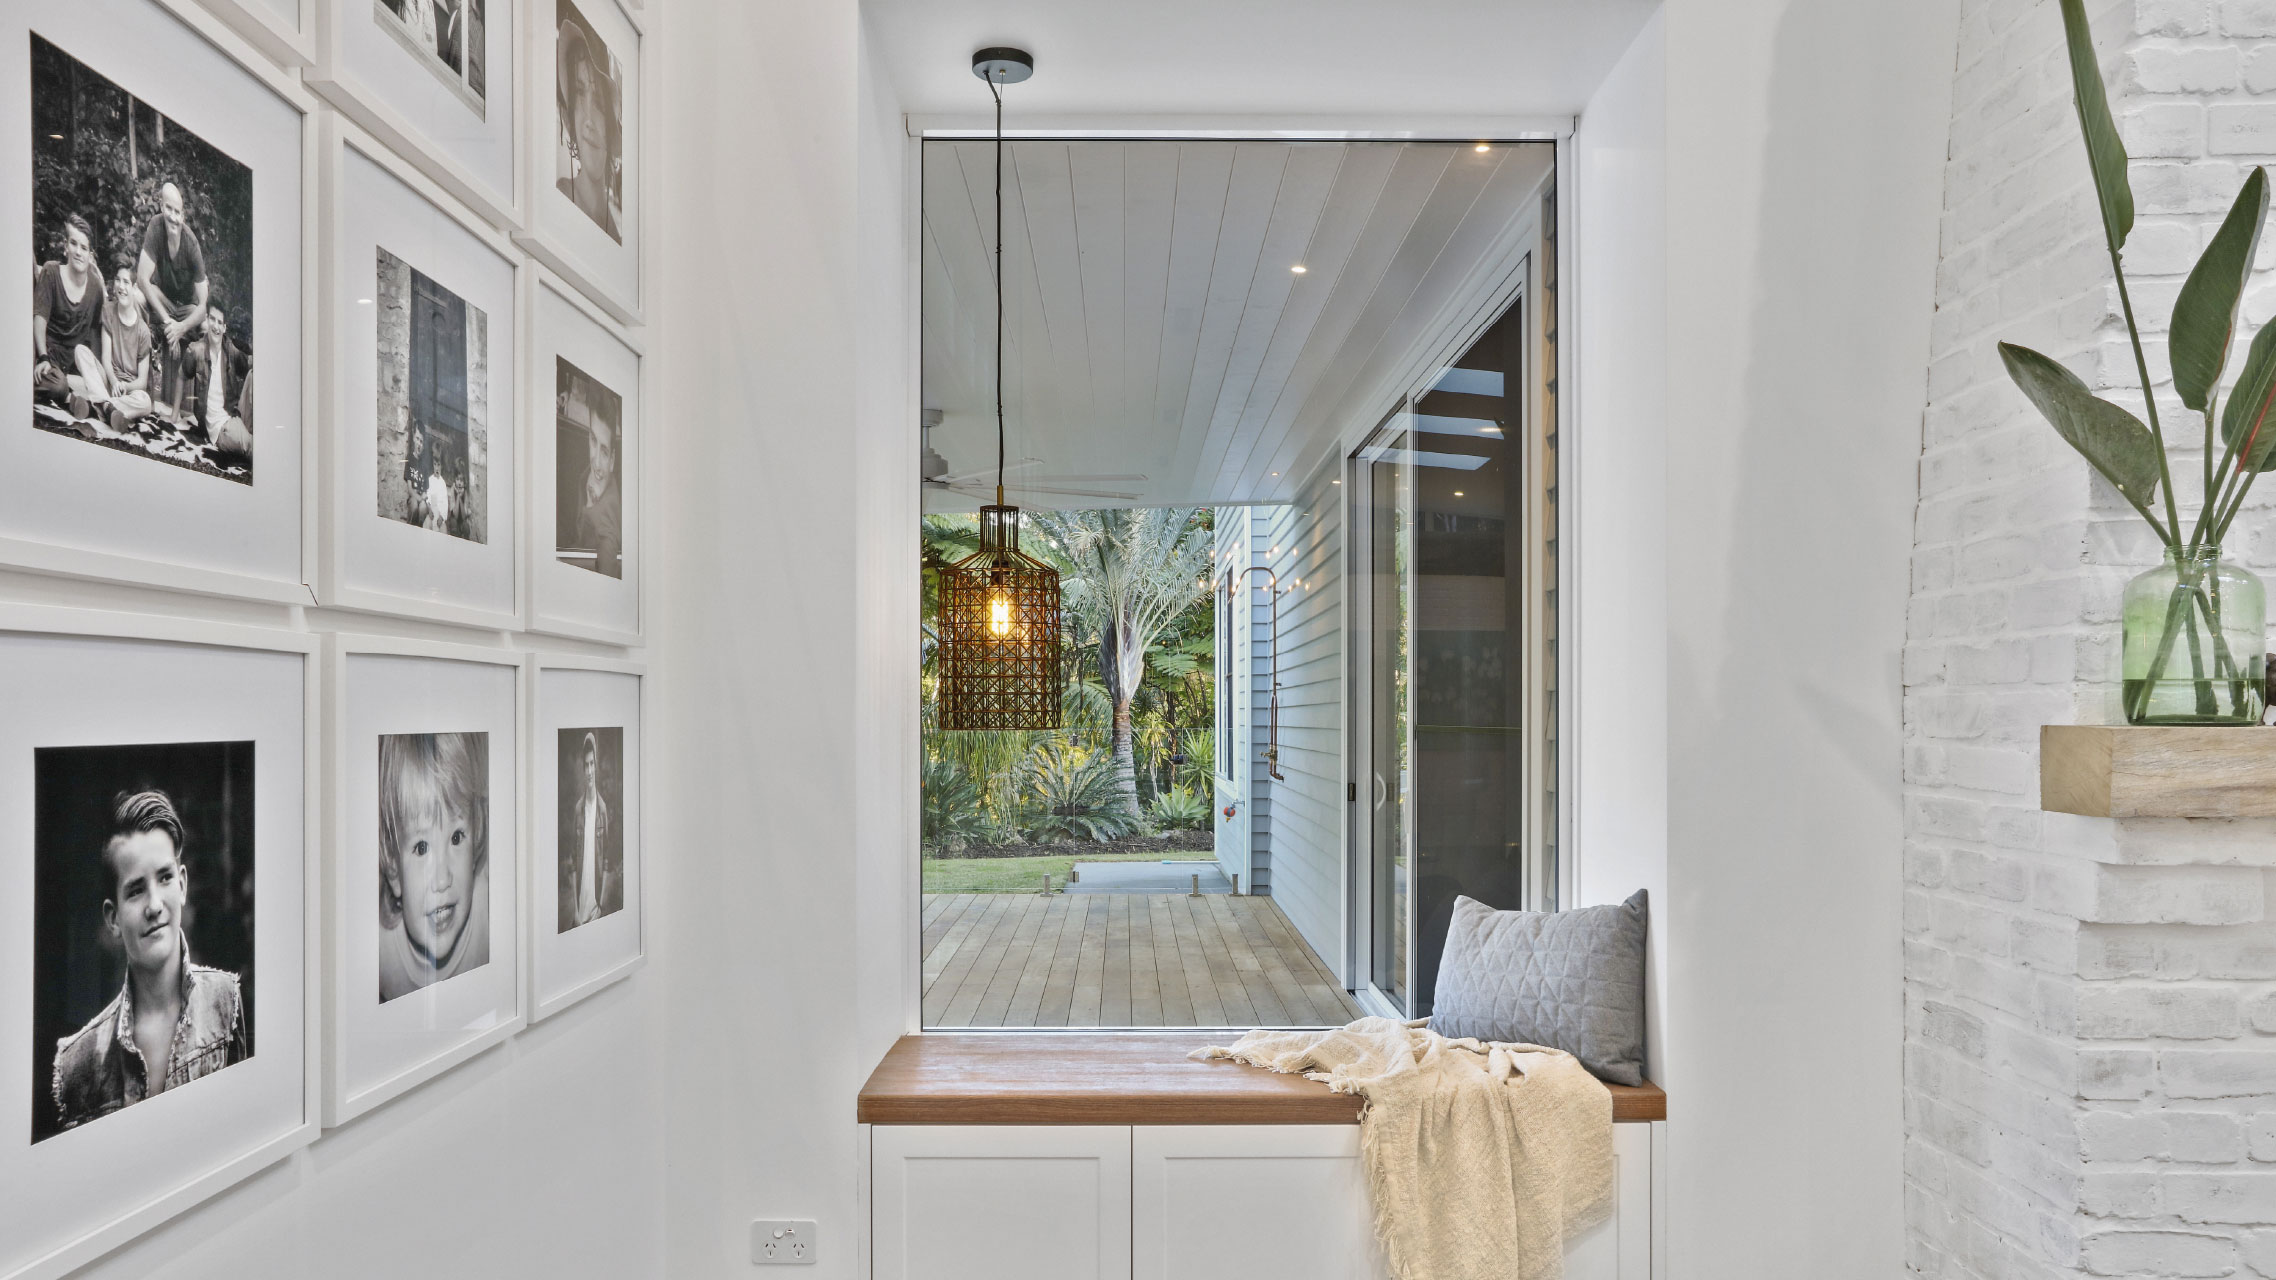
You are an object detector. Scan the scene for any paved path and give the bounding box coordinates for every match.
[921,892,1365,1029]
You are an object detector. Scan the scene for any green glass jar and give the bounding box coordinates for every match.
[2122,546,2267,725]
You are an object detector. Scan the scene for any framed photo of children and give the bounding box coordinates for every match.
[518,0,641,323]
[319,119,521,629]
[1,2,311,605]
[324,634,522,1128]
[0,607,315,1280]
[308,0,520,233]
[529,272,640,643]
[529,656,642,1021]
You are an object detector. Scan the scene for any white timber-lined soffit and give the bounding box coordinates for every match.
[922,139,1554,512]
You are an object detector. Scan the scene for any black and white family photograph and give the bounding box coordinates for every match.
[555,726,624,932]
[555,0,624,244]
[375,248,490,543]
[32,741,256,1144]
[31,34,256,485]
[375,0,488,117]
[377,731,491,1002]
[555,356,622,578]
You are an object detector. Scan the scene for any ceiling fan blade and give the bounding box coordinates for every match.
[935,457,1046,486]
[1018,473,1149,483]
[1005,484,1145,500]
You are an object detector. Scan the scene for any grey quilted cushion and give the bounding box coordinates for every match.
[1429,890,1648,1086]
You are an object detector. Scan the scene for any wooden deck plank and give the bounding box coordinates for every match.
[1234,898,1322,1025]
[937,897,1025,1027]
[1128,895,1164,1026]
[1147,896,1195,1026]
[1033,896,1086,1028]
[1004,897,1074,1027]
[1068,896,1108,1025]
[919,894,986,988]
[1101,895,1134,1026]
[1251,899,1359,1023]
[1206,895,1291,1025]
[970,896,1048,1027]
[1183,895,1261,1027]
[921,892,1355,1030]
[921,895,1009,1022]
[1169,893,1229,1026]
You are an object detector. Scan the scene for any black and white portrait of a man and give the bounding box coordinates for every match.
[554,356,622,578]
[33,742,256,1143]
[556,726,623,932]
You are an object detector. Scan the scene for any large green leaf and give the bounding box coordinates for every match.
[2173,168,2269,411]
[2221,320,2276,472]
[2000,342,2163,501]
[2061,0,2133,251]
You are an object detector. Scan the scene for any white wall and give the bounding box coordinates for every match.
[1571,5,1669,1086]
[1653,2,1959,1279]
[655,2,913,1278]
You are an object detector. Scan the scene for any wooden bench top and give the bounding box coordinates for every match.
[857,1033,1668,1126]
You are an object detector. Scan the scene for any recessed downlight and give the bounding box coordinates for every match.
[1290,264,1307,274]
[1475,143,1491,153]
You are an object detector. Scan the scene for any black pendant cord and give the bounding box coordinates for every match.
[990,75,1006,510]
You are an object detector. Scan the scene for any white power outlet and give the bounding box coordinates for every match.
[751,1219,818,1266]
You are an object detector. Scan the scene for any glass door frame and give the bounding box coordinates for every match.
[1349,401,1418,1017]
[1345,267,1553,1019]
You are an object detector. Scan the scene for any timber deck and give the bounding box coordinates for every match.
[921,892,1366,1028]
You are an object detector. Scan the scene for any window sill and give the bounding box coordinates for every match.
[856,1033,1667,1126]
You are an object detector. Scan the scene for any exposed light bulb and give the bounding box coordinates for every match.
[988,591,1013,636]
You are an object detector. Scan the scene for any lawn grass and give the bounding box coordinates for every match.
[922,851,1217,894]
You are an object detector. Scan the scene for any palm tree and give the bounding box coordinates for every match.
[1027,507,1213,818]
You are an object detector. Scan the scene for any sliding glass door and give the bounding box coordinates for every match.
[1353,290,1542,1018]
[1357,414,1415,1009]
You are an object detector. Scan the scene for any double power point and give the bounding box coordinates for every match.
[751,1220,817,1266]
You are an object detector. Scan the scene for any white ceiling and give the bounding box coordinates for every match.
[863,0,1659,121]
[922,138,1554,511]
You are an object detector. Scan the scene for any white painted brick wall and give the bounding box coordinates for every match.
[1912,2,2276,1277]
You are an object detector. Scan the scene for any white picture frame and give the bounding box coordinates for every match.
[2,0,316,606]
[528,655,645,1021]
[529,269,642,643]
[323,633,524,1128]
[188,0,314,69]
[0,605,317,1280]
[518,0,642,323]
[319,115,524,629]
[309,0,523,234]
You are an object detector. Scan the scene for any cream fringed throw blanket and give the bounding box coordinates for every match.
[1192,1017,1614,1280]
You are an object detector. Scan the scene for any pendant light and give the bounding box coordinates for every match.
[937,47,1063,732]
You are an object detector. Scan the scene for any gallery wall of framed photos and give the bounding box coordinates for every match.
[0,0,659,1276]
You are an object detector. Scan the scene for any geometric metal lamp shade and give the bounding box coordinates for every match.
[937,503,1062,730]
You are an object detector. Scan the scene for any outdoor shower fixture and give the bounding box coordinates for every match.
[1233,566,1287,782]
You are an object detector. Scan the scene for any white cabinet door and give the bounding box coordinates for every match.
[1131,1122,1655,1280]
[1132,1126,1386,1280]
[873,1125,1132,1280]
[1563,1121,1655,1280]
